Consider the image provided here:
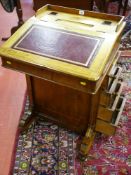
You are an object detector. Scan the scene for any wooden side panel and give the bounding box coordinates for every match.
[31,76,93,134]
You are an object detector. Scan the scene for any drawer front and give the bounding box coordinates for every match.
[100,81,123,107]
[107,66,122,92]
[95,119,116,136]
[98,81,123,122]
[103,65,122,90]
[96,97,126,136]
[1,57,96,93]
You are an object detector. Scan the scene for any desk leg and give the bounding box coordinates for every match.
[19,75,36,132]
[20,74,35,131]
[79,127,96,160]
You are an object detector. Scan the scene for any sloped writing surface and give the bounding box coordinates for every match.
[13,25,102,67]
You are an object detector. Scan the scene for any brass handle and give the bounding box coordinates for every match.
[6,61,12,65]
[80,81,86,86]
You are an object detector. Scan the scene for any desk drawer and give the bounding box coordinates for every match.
[103,65,122,90]
[108,65,122,80]
[1,57,96,93]
[100,81,123,107]
[96,97,126,135]
[108,66,122,91]
[98,82,124,122]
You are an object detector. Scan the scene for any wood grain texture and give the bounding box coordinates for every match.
[31,76,93,134]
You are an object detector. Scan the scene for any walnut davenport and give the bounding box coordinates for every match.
[0,5,126,156]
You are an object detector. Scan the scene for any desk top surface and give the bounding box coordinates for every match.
[0,5,125,81]
[13,25,102,67]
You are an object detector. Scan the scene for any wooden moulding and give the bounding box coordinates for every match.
[36,4,124,23]
[95,97,126,136]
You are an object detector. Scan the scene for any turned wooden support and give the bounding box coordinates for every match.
[79,127,96,160]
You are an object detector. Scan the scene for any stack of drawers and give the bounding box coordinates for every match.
[96,53,126,136]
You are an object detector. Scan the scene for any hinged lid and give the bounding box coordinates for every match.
[0,5,126,81]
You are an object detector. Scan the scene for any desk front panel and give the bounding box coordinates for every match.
[29,76,100,134]
[1,56,98,94]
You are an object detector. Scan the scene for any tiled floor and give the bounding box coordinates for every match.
[0,1,34,175]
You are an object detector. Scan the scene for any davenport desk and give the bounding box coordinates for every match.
[0,5,126,156]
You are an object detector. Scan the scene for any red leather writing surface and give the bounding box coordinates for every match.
[14,25,101,67]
